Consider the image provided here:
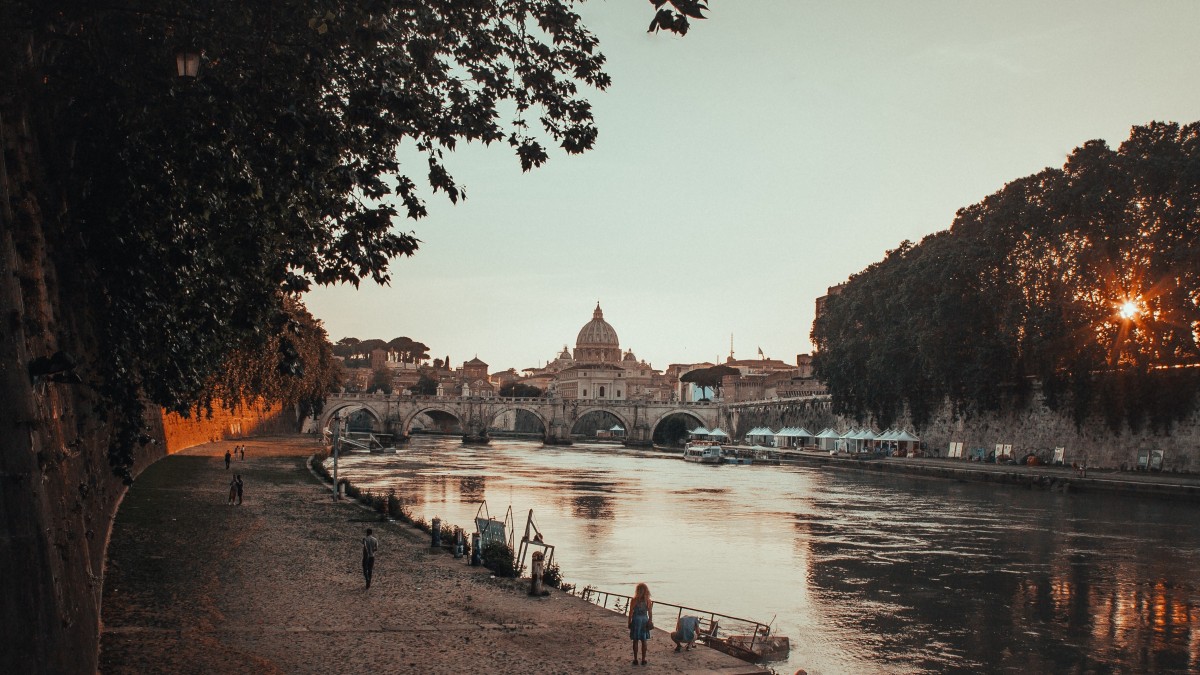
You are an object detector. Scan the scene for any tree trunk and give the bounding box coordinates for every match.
[0,83,164,674]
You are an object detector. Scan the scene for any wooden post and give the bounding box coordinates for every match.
[529,551,544,596]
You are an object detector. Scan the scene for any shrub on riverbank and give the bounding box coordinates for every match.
[311,453,331,482]
[482,542,522,578]
[542,561,563,588]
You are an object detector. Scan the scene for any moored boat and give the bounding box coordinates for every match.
[706,633,791,663]
[683,440,722,464]
[721,448,753,465]
[752,446,781,465]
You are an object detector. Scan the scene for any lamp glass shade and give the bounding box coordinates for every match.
[175,51,200,78]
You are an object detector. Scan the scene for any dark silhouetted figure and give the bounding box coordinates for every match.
[362,528,379,589]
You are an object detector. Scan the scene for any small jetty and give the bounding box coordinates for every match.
[579,587,790,665]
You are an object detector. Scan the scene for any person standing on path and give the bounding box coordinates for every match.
[227,475,238,505]
[224,449,232,470]
[235,475,244,505]
[628,582,653,666]
[362,528,379,589]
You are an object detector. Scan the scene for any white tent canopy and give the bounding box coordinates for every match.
[708,428,730,439]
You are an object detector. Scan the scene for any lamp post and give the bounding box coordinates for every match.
[331,412,342,500]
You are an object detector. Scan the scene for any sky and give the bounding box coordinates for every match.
[304,1,1200,374]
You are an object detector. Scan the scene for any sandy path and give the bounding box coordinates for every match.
[99,436,768,674]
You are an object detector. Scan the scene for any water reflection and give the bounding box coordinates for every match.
[337,437,1200,674]
[458,475,486,502]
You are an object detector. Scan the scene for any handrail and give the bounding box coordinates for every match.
[577,587,770,653]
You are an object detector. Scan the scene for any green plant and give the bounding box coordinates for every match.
[386,490,409,521]
[481,542,523,578]
[541,561,564,588]
[311,455,331,482]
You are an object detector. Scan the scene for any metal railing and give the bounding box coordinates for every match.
[577,587,770,653]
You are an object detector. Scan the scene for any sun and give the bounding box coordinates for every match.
[1118,299,1140,320]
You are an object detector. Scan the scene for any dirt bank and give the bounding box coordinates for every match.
[99,436,768,674]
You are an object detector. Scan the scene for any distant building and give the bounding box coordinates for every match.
[524,303,670,401]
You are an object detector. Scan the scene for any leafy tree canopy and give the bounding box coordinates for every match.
[500,381,543,397]
[369,367,393,395]
[413,373,440,396]
[812,122,1200,432]
[2,0,661,479]
[680,364,737,399]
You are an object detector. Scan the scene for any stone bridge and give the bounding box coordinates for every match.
[318,393,733,446]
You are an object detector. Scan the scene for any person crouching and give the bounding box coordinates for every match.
[672,615,701,652]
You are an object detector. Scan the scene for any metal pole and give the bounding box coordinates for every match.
[332,413,341,500]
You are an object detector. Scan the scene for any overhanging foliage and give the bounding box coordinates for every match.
[812,122,1200,431]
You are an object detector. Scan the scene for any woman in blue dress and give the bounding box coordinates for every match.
[627,582,653,665]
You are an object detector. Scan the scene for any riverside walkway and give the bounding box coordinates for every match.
[786,451,1200,502]
[99,436,767,674]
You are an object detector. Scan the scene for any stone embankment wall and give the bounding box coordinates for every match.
[160,400,299,454]
[916,398,1200,473]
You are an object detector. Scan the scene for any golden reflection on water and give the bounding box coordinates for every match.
[338,437,1200,674]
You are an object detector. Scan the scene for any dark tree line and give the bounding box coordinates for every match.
[336,336,431,364]
[812,122,1200,432]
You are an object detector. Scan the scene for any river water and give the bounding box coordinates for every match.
[336,436,1200,674]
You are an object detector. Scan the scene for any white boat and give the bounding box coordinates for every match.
[683,440,722,464]
[721,448,752,465]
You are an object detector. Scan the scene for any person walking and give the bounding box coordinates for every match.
[227,475,238,505]
[235,475,244,505]
[628,582,653,665]
[224,449,232,470]
[362,528,379,589]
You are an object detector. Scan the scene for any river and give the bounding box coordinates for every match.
[336,436,1200,674]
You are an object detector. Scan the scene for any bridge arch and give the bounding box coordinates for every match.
[486,405,550,433]
[401,405,466,436]
[320,402,385,433]
[570,406,631,436]
[649,408,711,441]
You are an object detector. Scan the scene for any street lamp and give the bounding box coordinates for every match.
[331,412,342,500]
[175,49,201,78]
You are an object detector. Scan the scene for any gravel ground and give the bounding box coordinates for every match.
[99,436,768,674]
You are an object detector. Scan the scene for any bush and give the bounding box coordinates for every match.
[311,454,331,482]
[482,542,522,578]
[541,560,563,588]
[386,490,410,521]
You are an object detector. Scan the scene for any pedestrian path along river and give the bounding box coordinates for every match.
[100,436,763,674]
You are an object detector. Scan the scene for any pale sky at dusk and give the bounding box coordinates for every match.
[304,1,1200,373]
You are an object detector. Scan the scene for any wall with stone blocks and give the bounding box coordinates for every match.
[160,400,299,454]
[915,397,1200,473]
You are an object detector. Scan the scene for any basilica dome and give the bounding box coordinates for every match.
[574,303,621,363]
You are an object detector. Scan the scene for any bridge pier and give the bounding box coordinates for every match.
[543,422,573,446]
[622,424,653,448]
[462,421,490,445]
